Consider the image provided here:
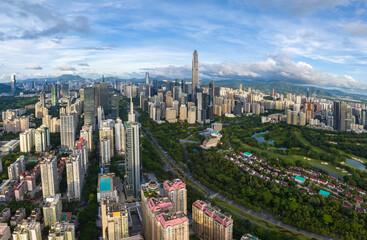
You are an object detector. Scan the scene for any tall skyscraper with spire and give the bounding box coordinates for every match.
[124,94,141,198]
[11,74,16,95]
[145,72,149,85]
[192,50,199,101]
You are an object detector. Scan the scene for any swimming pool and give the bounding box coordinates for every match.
[100,178,111,192]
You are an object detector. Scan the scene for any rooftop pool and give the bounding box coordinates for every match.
[100,178,111,192]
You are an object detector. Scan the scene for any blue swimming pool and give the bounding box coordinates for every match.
[100,178,111,192]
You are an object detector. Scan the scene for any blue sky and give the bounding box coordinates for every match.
[0,0,367,90]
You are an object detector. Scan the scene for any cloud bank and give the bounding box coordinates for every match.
[146,54,365,89]
[26,65,42,70]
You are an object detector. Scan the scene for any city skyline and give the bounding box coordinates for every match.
[0,0,367,92]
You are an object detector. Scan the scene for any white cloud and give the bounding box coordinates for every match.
[26,65,42,70]
[55,65,76,71]
[77,62,89,67]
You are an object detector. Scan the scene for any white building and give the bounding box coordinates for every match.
[73,138,88,174]
[60,114,76,151]
[66,154,84,201]
[40,156,59,199]
[80,124,93,152]
[12,220,42,240]
[114,118,125,154]
[8,156,25,181]
[20,129,35,153]
[100,138,111,165]
[34,125,50,152]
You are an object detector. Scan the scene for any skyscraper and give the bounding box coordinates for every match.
[111,93,120,119]
[333,101,347,131]
[84,87,95,129]
[192,50,199,101]
[209,80,214,105]
[60,113,76,151]
[145,72,150,85]
[40,156,59,198]
[124,96,141,198]
[51,85,58,107]
[40,91,46,108]
[62,83,69,98]
[11,74,16,95]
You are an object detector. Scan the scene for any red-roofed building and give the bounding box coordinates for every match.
[343,202,353,208]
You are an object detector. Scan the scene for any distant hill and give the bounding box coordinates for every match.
[0,83,11,94]
[22,74,86,83]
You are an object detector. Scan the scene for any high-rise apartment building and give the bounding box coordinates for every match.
[100,137,111,165]
[100,122,114,158]
[143,197,173,240]
[124,96,141,198]
[40,156,59,198]
[192,200,233,240]
[8,156,26,181]
[12,219,42,240]
[48,222,75,240]
[303,102,314,124]
[100,199,129,240]
[20,129,35,153]
[73,138,88,174]
[66,154,84,201]
[179,105,187,122]
[155,212,189,240]
[34,125,50,152]
[20,116,29,132]
[80,124,93,152]
[43,195,62,226]
[60,114,76,151]
[192,50,199,101]
[115,118,125,154]
[163,179,187,214]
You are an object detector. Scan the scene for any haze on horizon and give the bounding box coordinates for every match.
[0,0,367,91]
